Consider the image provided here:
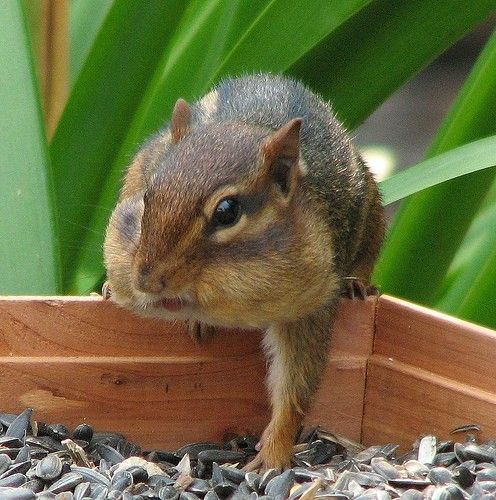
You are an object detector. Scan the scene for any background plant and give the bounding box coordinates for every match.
[1,1,496,328]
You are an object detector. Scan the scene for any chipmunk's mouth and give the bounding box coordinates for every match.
[159,297,184,312]
[104,283,195,315]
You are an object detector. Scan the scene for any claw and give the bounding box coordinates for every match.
[242,430,292,473]
[242,453,264,472]
[102,281,112,300]
[187,321,216,345]
[342,277,379,300]
[243,451,286,473]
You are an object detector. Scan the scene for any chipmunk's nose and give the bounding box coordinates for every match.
[134,264,166,294]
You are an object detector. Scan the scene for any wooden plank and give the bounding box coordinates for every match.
[0,355,363,449]
[0,295,377,357]
[0,295,377,448]
[0,296,262,357]
[363,295,496,448]
[363,356,496,448]
[375,295,496,394]
[307,356,368,441]
[0,357,268,448]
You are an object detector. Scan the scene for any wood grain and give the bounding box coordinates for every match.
[375,295,496,393]
[363,356,496,448]
[0,296,261,357]
[0,295,377,448]
[0,357,268,448]
[363,295,496,448]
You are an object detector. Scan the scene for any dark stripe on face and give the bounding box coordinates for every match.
[205,221,291,262]
[240,191,268,216]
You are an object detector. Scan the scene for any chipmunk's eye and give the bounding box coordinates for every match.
[212,197,241,228]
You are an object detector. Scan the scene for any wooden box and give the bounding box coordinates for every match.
[0,294,495,450]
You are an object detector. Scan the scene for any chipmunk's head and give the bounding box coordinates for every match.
[104,98,338,328]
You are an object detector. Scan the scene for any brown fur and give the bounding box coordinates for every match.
[103,74,384,471]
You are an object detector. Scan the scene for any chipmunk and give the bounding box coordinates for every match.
[103,74,385,471]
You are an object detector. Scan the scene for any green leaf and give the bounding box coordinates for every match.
[289,0,496,129]
[379,136,496,205]
[0,2,60,293]
[374,27,496,304]
[436,184,496,325]
[209,0,372,83]
[50,0,188,291]
[69,0,113,84]
[119,0,270,146]
[454,243,496,328]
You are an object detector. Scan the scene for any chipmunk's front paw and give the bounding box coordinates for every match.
[243,432,292,473]
[187,321,216,345]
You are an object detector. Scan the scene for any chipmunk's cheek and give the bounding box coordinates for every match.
[193,278,226,322]
[193,270,263,328]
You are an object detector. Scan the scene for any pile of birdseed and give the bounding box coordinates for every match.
[0,408,493,499]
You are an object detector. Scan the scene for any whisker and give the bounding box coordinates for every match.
[56,218,105,236]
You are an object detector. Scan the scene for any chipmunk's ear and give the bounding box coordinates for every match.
[261,118,304,199]
[171,98,191,143]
